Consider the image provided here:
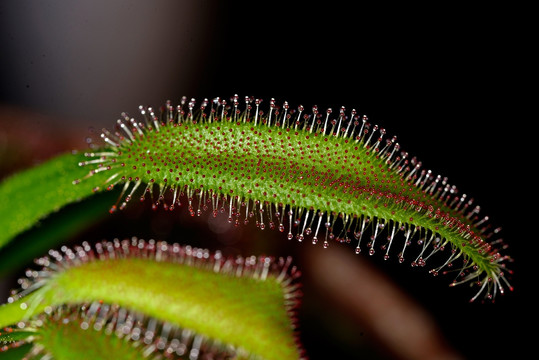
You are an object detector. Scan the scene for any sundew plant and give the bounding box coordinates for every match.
[0,95,512,359]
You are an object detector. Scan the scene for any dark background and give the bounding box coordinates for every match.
[0,2,532,359]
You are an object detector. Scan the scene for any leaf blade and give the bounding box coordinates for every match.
[0,240,302,360]
[0,152,109,249]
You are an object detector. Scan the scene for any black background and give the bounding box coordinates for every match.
[0,2,532,359]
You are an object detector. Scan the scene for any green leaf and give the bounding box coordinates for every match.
[0,239,302,360]
[36,318,151,360]
[0,344,33,360]
[0,328,35,359]
[0,97,512,301]
[76,99,511,301]
[0,190,118,277]
[0,329,35,345]
[0,152,111,249]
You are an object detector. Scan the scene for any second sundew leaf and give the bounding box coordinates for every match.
[77,97,512,301]
[0,238,303,360]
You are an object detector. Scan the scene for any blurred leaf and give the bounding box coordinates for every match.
[0,242,302,360]
[0,343,33,360]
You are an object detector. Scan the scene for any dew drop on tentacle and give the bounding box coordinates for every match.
[287,209,295,240]
[294,209,310,243]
